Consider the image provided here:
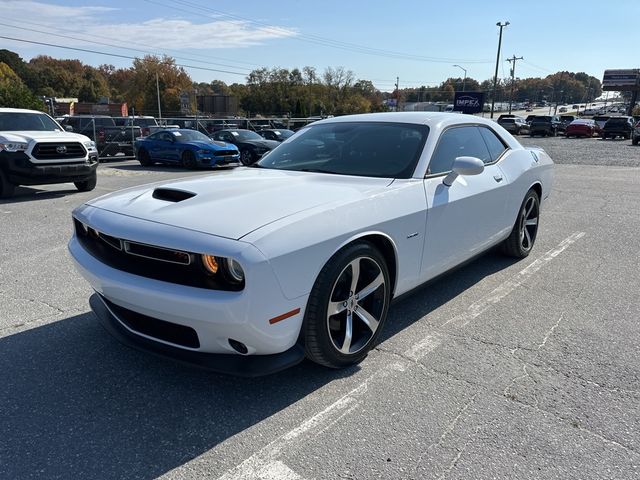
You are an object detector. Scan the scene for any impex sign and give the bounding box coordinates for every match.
[453,92,485,114]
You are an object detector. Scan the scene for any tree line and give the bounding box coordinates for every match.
[0,48,604,117]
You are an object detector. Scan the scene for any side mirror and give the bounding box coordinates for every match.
[64,125,74,132]
[443,156,485,186]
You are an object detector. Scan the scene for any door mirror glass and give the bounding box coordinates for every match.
[64,125,73,132]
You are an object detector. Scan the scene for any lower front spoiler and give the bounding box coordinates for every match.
[89,293,305,377]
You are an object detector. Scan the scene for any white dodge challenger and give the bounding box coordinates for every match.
[69,112,554,375]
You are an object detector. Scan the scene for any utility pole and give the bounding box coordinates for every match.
[453,64,467,92]
[491,21,509,118]
[395,77,400,112]
[506,55,523,114]
[156,72,162,120]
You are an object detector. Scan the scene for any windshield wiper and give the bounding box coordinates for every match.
[299,168,340,174]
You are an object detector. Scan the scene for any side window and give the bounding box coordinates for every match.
[428,126,491,175]
[478,127,507,163]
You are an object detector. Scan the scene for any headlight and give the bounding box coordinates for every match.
[0,142,28,152]
[224,258,245,284]
[83,140,97,151]
[201,255,244,284]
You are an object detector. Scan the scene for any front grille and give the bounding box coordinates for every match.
[74,219,242,291]
[32,142,86,160]
[215,150,239,157]
[102,295,200,348]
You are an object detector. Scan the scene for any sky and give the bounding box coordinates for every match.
[1,0,638,92]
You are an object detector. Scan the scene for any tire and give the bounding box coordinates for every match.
[303,242,391,368]
[240,149,255,166]
[138,148,153,167]
[0,170,16,198]
[74,173,97,192]
[501,189,540,258]
[181,150,197,169]
[633,136,639,146]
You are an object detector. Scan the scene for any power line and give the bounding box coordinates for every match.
[0,21,254,73]
[0,35,248,76]
[3,17,262,68]
[144,0,494,64]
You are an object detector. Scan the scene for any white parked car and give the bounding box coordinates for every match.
[68,112,554,375]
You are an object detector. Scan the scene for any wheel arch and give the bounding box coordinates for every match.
[334,231,399,296]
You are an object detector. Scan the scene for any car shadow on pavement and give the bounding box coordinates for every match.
[110,164,238,173]
[0,312,354,479]
[0,186,79,204]
[0,250,518,479]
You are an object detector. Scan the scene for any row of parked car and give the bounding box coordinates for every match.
[497,113,639,141]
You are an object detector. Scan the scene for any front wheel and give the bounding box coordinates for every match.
[74,173,97,192]
[303,242,391,368]
[501,189,540,258]
[181,150,198,169]
[240,149,255,166]
[138,148,153,167]
[633,136,639,146]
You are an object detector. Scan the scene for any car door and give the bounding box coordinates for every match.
[148,133,171,161]
[421,125,511,280]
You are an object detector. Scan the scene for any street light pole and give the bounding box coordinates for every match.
[490,21,509,119]
[156,72,162,120]
[452,64,467,92]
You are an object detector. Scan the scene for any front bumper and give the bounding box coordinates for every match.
[90,293,305,376]
[1,151,98,185]
[197,152,240,166]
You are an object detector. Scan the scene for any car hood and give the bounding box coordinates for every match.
[188,140,237,150]
[240,139,280,149]
[86,168,391,240]
[0,131,91,143]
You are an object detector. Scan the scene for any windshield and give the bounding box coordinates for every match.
[0,112,62,131]
[231,130,263,141]
[257,122,429,178]
[172,130,212,142]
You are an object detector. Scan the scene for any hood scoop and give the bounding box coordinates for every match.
[152,188,196,203]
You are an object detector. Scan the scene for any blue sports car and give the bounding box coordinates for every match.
[135,129,240,168]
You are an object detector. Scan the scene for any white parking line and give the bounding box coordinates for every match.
[215,232,586,479]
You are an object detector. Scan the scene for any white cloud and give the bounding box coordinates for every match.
[0,0,297,50]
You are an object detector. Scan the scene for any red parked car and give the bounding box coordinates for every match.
[565,119,597,138]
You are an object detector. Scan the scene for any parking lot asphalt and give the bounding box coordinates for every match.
[1,137,639,479]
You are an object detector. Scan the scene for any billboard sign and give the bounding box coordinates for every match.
[602,69,640,91]
[453,91,485,114]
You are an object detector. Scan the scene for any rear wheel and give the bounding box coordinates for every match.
[633,136,639,146]
[138,148,153,167]
[304,242,391,368]
[74,173,97,192]
[0,171,16,198]
[181,150,197,169]
[502,189,540,258]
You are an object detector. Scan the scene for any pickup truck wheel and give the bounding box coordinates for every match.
[74,173,97,192]
[181,150,197,169]
[0,171,16,198]
[633,136,639,146]
[138,148,153,166]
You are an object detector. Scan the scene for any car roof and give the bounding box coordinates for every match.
[0,108,50,114]
[313,112,501,129]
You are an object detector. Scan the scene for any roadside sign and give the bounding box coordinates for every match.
[602,69,640,91]
[453,92,485,114]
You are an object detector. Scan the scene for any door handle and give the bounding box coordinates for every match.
[493,175,503,183]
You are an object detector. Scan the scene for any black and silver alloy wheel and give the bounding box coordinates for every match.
[502,189,540,258]
[518,194,539,252]
[240,149,254,166]
[327,256,386,355]
[304,242,391,368]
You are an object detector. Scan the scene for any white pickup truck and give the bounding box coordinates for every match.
[0,108,99,198]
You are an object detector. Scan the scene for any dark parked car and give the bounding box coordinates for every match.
[257,129,295,142]
[529,115,561,137]
[558,115,577,134]
[497,117,528,135]
[134,129,239,168]
[117,116,158,137]
[59,115,141,157]
[592,115,610,135]
[564,119,596,138]
[601,116,635,139]
[211,129,280,165]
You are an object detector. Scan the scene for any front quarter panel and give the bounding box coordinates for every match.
[245,179,428,300]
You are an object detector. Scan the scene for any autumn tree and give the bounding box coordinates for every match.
[0,62,44,110]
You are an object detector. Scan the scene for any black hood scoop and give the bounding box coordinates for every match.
[152,188,196,202]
